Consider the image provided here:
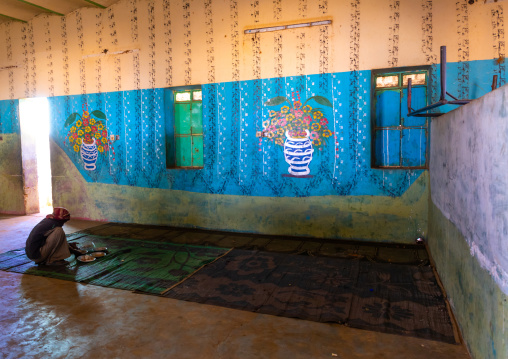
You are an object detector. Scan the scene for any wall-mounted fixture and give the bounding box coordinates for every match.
[245,19,332,34]
[468,0,507,4]
[0,65,20,71]
[492,75,499,90]
[407,46,471,117]
[83,49,139,60]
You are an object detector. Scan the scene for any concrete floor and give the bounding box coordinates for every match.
[0,214,472,359]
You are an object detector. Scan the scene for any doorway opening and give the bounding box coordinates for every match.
[19,97,53,214]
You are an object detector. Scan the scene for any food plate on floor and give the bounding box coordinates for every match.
[94,247,108,252]
[91,252,107,258]
[77,255,96,263]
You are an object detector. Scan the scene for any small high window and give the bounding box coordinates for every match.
[165,86,204,169]
[371,66,430,169]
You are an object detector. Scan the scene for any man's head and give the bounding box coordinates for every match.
[46,207,71,222]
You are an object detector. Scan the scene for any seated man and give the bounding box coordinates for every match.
[25,207,83,265]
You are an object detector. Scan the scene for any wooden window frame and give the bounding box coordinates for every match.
[370,65,431,170]
[165,85,204,169]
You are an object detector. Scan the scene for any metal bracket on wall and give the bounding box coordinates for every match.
[407,46,471,118]
[492,74,499,91]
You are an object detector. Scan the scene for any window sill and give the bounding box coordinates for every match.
[371,166,427,170]
[166,167,204,170]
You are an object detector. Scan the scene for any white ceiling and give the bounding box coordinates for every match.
[0,0,121,24]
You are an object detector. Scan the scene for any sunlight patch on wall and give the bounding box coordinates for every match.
[19,97,52,212]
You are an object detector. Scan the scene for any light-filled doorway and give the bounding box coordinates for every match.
[19,97,52,214]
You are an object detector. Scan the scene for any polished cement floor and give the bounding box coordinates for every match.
[0,213,472,359]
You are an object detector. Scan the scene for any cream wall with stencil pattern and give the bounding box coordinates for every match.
[0,0,504,100]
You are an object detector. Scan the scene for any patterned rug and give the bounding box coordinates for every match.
[0,235,230,294]
[0,231,457,344]
[73,223,430,266]
[163,249,459,344]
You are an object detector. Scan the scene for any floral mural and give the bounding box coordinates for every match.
[263,92,333,177]
[49,77,423,198]
[64,103,114,171]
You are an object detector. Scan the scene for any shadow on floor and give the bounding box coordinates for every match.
[70,222,430,266]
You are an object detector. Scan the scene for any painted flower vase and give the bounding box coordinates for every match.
[283,130,314,176]
[80,139,98,171]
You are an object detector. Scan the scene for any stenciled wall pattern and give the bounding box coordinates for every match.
[48,57,496,199]
[50,72,416,197]
[0,0,505,100]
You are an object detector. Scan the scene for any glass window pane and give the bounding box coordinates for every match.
[192,135,204,167]
[175,103,191,135]
[374,129,401,167]
[175,92,191,102]
[403,73,426,86]
[401,128,427,167]
[372,69,428,168]
[175,135,192,167]
[193,91,202,101]
[402,86,427,127]
[375,90,401,127]
[191,102,203,134]
[376,75,399,88]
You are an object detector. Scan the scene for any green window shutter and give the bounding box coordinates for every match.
[166,87,204,169]
[176,135,192,167]
[191,101,203,134]
[175,103,191,135]
[192,135,204,167]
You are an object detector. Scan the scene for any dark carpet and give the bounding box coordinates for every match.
[70,222,430,265]
[163,249,458,344]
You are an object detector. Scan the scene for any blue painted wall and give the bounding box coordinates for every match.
[50,71,423,198]
[0,99,23,214]
[47,60,497,200]
[0,100,20,135]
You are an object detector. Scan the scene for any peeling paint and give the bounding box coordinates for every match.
[431,85,508,294]
[429,202,508,359]
[429,85,508,359]
[51,138,428,243]
[0,134,24,214]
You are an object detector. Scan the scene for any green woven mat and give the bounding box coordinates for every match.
[0,235,230,294]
